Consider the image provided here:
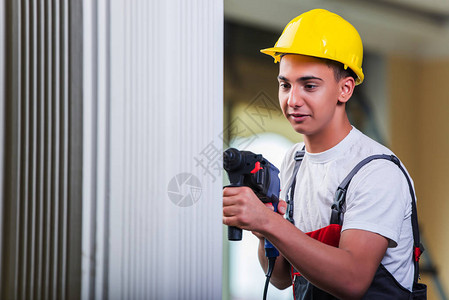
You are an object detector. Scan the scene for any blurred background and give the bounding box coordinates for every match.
[223,0,449,299]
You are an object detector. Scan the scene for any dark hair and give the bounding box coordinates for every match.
[278,54,359,82]
[319,57,358,83]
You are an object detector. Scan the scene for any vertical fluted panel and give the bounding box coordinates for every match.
[108,0,223,299]
[2,0,222,298]
[2,0,81,299]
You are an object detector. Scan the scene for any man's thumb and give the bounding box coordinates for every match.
[277,200,287,215]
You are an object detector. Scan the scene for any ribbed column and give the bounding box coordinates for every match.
[2,0,222,299]
[107,0,224,299]
[1,0,83,299]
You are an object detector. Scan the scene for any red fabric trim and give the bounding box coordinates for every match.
[291,265,300,277]
[414,246,422,262]
[291,224,342,281]
[305,224,342,247]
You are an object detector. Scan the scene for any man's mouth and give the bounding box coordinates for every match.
[289,113,310,122]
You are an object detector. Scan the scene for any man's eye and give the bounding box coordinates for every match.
[280,83,290,89]
[305,84,317,89]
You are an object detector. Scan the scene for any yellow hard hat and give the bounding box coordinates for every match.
[261,9,364,85]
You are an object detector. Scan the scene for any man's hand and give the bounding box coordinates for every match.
[222,186,286,232]
[253,199,287,240]
[264,199,287,215]
[223,187,294,289]
[223,186,267,232]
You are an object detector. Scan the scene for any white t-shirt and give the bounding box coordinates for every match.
[279,127,415,291]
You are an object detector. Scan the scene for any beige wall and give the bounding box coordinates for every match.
[390,56,449,299]
[225,54,301,143]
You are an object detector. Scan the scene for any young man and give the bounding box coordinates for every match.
[223,9,425,299]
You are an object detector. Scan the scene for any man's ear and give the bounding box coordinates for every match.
[338,76,355,104]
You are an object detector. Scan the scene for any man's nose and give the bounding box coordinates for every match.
[287,87,304,107]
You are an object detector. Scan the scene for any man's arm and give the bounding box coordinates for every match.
[256,235,292,289]
[223,186,292,288]
[255,212,388,300]
[223,186,388,300]
[271,225,387,299]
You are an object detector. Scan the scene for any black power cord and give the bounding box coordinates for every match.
[263,257,277,300]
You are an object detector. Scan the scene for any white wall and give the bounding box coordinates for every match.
[82,0,224,299]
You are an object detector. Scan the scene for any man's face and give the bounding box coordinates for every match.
[278,55,345,137]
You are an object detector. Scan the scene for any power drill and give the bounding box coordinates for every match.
[223,148,280,258]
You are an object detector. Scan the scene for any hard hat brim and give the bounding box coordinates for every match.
[260,47,364,85]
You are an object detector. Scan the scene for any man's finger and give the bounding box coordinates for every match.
[277,199,287,215]
[264,203,274,211]
[223,186,251,196]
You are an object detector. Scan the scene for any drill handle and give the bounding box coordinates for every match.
[264,198,280,258]
[228,226,242,241]
[264,239,279,258]
[224,184,244,241]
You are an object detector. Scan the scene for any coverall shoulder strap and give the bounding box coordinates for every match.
[329,154,423,284]
[286,147,305,225]
[330,154,397,224]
